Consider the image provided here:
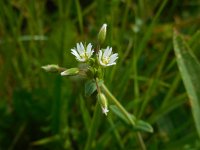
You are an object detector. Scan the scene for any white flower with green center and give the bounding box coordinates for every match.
[71,42,94,62]
[98,46,118,67]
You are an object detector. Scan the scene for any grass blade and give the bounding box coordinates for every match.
[84,101,101,150]
[173,30,200,138]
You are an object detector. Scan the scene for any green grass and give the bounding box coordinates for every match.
[0,0,200,149]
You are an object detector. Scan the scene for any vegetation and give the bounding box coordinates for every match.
[0,0,200,149]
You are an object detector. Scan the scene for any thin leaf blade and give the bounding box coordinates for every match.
[173,30,200,138]
[110,105,153,133]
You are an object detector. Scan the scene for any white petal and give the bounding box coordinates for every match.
[110,53,118,58]
[109,53,118,64]
[86,43,92,57]
[98,50,106,66]
[102,107,109,115]
[80,42,85,52]
[106,62,116,66]
[103,46,110,58]
[107,47,112,57]
[87,50,93,58]
[86,43,92,52]
[71,49,87,62]
[71,49,81,59]
[76,43,83,55]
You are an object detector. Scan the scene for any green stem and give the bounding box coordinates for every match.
[8,123,26,150]
[95,78,101,93]
[84,96,101,150]
[101,84,146,150]
[102,84,135,125]
[137,132,146,150]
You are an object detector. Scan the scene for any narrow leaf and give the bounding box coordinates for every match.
[135,120,153,133]
[173,30,200,138]
[31,135,60,146]
[110,105,153,133]
[110,105,129,124]
[80,96,91,132]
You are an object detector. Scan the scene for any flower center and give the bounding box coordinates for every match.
[102,56,110,64]
[80,52,88,59]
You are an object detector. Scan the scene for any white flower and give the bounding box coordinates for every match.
[98,46,118,67]
[101,106,109,116]
[71,42,94,62]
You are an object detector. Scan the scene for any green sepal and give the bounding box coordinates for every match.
[61,68,79,76]
[98,24,107,45]
[87,67,95,79]
[97,93,108,108]
[41,64,60,72]
[96,67,104,79]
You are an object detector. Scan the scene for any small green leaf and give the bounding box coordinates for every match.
[85,79,104,96]
[135,120,154,133]
[110,105,153,133]
[85,80,96,96]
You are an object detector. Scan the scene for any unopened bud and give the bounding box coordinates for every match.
[41,64,59,72]
[98,93,109,115]
[98,23,107,44]
[61,68,79,76]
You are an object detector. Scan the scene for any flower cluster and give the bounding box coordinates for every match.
[42,24,153,132]
[71,42,118,67]
[69,42,118,115]
[69,24,118,115]
[42,24,118,116]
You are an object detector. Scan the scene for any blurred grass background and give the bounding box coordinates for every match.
[0,0,200,149]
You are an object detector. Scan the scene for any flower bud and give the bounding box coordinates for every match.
[98,23,107,44]
[41,64,60,72]
[98,93,109,115]
[61,68,79,76]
